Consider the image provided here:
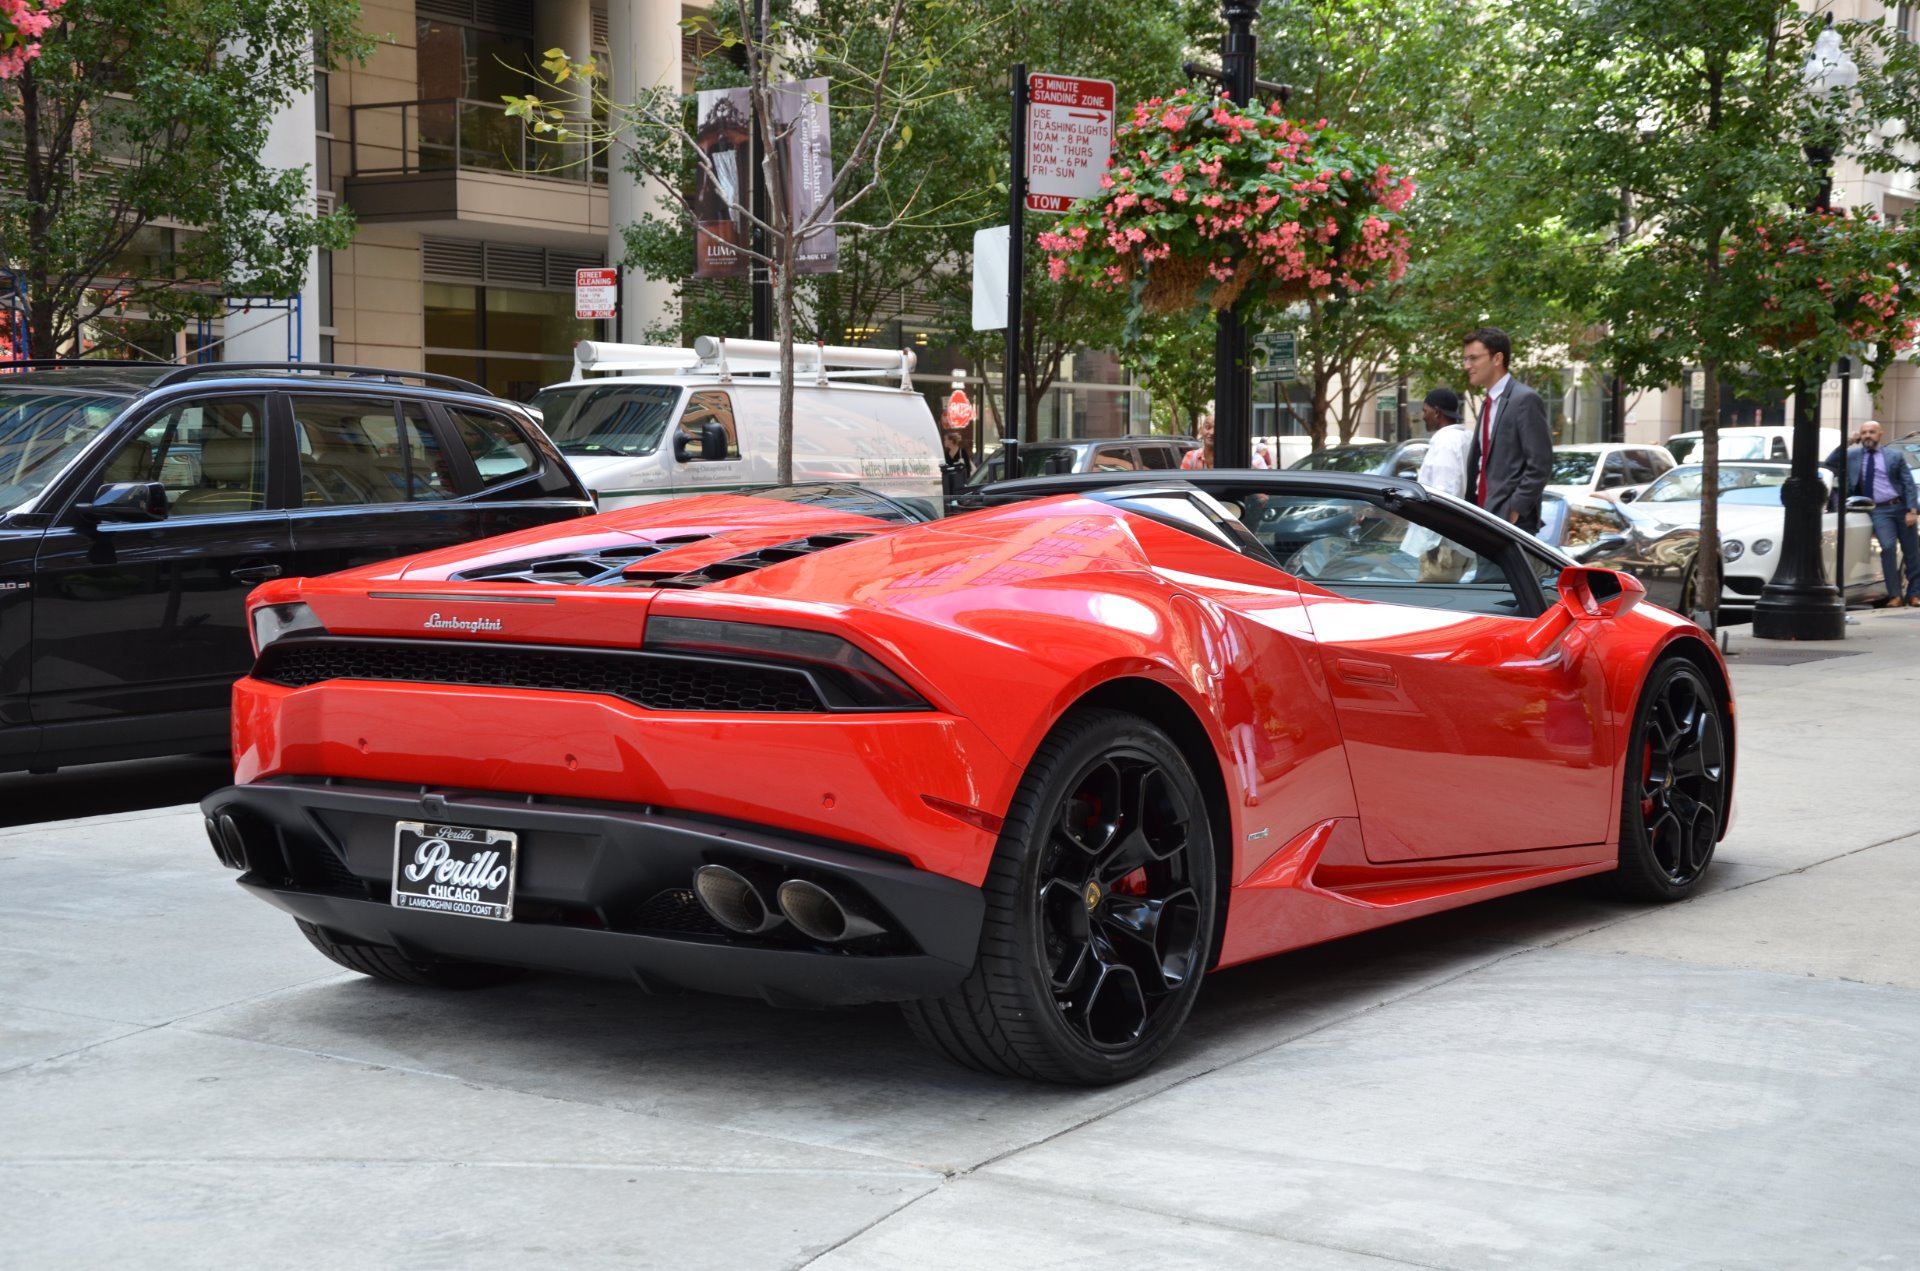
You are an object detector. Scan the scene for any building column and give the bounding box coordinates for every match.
[607,0,683,343]
[226,76,321,364]
[535,0,594,175]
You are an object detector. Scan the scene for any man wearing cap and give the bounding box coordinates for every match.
[1405,386,1474,581]
[1416,387,1470,500]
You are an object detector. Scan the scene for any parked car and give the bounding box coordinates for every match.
[1258,433,1384,470]
[1547,443,1675,502]
[535,338,945,513]
[0,360,595,774]
[1666,425,1839,465]
[203,468,1729,1084]
[968,434,1199,484]
[1607,461,1882,619]
[1286,438,1427,477]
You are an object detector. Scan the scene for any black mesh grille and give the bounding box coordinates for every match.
[254,639,826,712]
[449,531,874,590]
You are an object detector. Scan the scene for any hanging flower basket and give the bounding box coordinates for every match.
[1039,87,1414,317]
[1728,209,1920,373]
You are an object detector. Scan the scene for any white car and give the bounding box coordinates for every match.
[1665,425,1839,465]
[1619,461,1883,616]
[1547,443,1675,502]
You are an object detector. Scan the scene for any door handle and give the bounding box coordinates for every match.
[1336,657,1397,687]
[230,563,283,584]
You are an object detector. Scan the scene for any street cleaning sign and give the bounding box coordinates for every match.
[574,268,617,321]
[1026,73,1115,214]
[1253,332,1299,383]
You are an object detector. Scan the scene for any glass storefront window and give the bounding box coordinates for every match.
[424,283,480,350]
[483,288,593,358]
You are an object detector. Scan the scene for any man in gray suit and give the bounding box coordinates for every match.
[1461,327,1553,533]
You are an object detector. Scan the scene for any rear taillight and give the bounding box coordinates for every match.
[642,617,927,711]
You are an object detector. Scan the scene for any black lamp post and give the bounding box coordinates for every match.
[1200,0,1262,469]
[1753,21,1855,641]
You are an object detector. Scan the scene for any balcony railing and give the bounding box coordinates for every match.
[348,98,606,185]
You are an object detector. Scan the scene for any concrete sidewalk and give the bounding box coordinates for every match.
[4,614,1919,1269]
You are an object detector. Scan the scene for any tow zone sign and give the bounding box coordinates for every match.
[1026,74,1115,214]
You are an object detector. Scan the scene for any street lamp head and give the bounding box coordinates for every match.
[1803,25,1858,99]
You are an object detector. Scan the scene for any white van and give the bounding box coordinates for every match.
[1666,425,1838,465]
[531,337,945,512]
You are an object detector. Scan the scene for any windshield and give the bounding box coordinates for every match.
[1289,446,1388,473]
[1668,434,1770,464]
[1549,452,1598,483]
[1640,464,1787,502]
[529,383,681,457]
[0,387,127,513]
[967,445,1076,485]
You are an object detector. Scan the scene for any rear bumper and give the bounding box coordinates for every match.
[203,777,983,1006]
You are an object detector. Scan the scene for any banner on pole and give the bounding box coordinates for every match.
[773,78,839,275]
[693,87,751,279]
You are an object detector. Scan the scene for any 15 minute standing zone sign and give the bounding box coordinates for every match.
[1026,74,1116,214]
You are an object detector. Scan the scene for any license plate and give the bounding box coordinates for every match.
[391,821,518,922]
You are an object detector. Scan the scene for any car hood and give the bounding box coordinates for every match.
[1623,501,1785,535]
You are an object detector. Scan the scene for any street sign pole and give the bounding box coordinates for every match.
[1006,65,1027,463]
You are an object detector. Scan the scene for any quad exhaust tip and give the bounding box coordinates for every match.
[776,879,884,943]
[205,814,249,871]
[691,865,783,934]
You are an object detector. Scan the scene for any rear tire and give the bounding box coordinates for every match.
[295,919,519,989]
[1608,658,1729,902]
[902,708,1216,1085]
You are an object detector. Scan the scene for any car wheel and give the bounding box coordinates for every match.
[294,919,519,989]
[1608,658,1729,902]
[901,708,1216,1085]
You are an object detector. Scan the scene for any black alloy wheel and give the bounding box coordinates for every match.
[902,708,1216,1085]
[1610,658,1728,901]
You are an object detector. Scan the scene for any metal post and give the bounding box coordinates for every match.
[1753,140,1846,640]
[1211,0,1261,470]
[1834,355,1851,607]
[1006,65,1028,457]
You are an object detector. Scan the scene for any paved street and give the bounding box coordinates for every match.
[4,615,1919,1270]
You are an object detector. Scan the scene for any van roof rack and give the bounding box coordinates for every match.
[573,337,917,390]
[147,361,493,396]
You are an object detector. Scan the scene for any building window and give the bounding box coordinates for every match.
[424,280,592,402]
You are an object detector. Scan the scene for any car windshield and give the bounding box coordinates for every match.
[1669,434,1770,464]
[528,383,680,457]
[1550,452,1598,483]
[1640,464,1788,502]
[1289,446,1387,472]
[0,386,127,513]
[967,445,1076,485]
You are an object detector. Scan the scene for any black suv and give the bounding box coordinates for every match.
[0,361,595,774]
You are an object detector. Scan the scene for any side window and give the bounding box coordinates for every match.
[292,396,408,506]
[99,395,266,516]
[1241,492,1523,614]
[399,403,458,500]
[1599,453,1630,489]
[1138,444,1178,471]
[449,406,539,485]
[1091,446,1140,472]
[1389,444,1427,478]
[1772,437,1789,460]
[678,390,740,462]
[1624,451,1660,484]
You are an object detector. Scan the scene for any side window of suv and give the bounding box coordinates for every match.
[1090,446,1140,472]
[293,396,457,505]
[98,395,267,516]
[448,406,538,485]
[1138,444,1178,470]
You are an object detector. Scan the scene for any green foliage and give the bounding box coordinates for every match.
[0,0,368,355]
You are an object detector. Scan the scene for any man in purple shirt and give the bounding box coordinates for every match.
[1826,419,1920,606]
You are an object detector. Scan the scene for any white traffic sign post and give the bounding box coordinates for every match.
[574,268,617,321]
[1025,74,1115,214]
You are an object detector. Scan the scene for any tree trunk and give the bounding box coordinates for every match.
[1696,360,1721,622]
[776,239,796,486]
[1311,367,1332,450]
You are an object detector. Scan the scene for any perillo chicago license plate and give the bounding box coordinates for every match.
[391,821,518,922]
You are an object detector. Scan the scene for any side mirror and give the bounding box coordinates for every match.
[1846,495,1874,513]
[1616,487,1639,503]
[674,422,730,462]
[78,481,168,524]
[1558,565,1644,619]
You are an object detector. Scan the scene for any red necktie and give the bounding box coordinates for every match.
[1476,395,1493,506]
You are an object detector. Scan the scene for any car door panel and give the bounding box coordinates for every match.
[28,394,289,727]
[0,529,38,761]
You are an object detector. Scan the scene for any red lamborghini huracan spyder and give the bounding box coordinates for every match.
[203,471,1733,1085]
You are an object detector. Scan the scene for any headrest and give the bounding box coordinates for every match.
[200,435,257,484]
